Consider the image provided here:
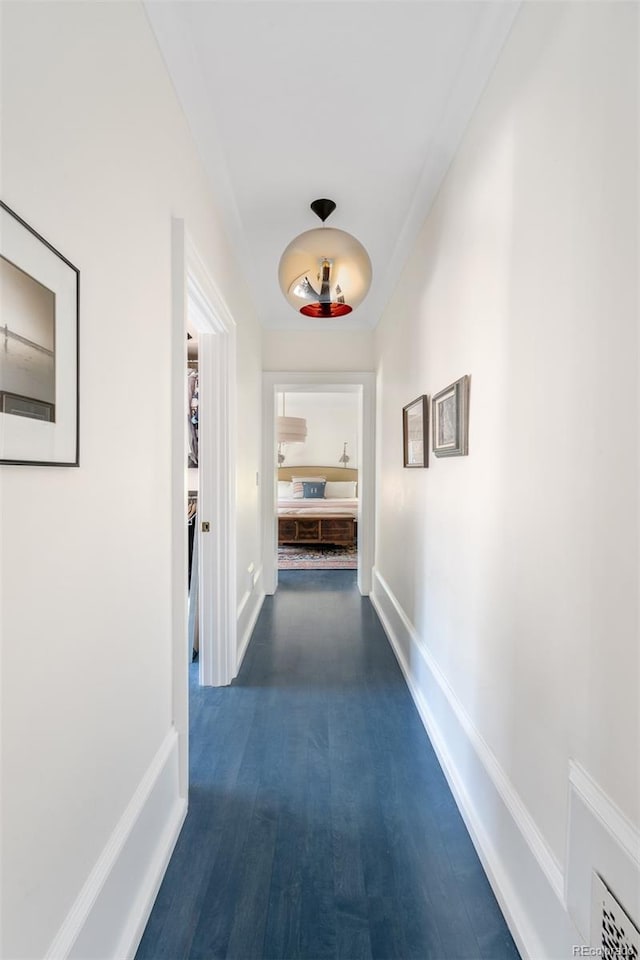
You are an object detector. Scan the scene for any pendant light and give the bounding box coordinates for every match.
[278,199,372,318]
[276,393,307,465]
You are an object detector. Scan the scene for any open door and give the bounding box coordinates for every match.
[186,253,237,688]
[170,217,238,799]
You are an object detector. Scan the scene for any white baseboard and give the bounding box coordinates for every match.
[370,567,580,960]
[45,729,186,960]
[566,761,640,943]
[237,564,265,673]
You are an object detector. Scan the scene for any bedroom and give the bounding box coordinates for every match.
[276,389,359,570]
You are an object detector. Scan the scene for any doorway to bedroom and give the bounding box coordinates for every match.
[261,372,375,598]
[276,389,359,572]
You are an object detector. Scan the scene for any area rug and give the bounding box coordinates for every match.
[278,544,358,570]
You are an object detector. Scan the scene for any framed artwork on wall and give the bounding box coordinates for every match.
[432,375,470,457]
[0,201,79,466]
[403,394,429,468]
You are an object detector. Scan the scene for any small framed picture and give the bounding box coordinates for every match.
[432,375,470,457]
[403,394,429,468]
[0,202,79,466]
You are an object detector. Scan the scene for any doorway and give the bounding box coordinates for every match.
[261,372,375,597]
[171,220,237,796]
[275,389,360,573]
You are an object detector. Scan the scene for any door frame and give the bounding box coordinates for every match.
[261,371,375,597]
[171,219,237,796]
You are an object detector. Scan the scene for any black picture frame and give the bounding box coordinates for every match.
[0,201,79,466]
[403,394,429,468]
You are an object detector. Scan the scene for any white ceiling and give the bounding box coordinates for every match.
[146,1,520,331]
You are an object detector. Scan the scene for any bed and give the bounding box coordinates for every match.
[277,466,358,546]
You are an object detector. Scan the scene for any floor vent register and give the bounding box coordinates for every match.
[591,873,640,960]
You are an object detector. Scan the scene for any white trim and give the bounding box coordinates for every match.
[186,233,237,688]
[370,567,579,960]
[144,1,256,320]
[363,3,521,331]
[237,590,250,631]
[566,761,640,942]
[197,330,216,685]
[170,218,189,798]
[261,372,375,597]
[45,730,186,960]
[236,564,265,673]
[569,762,640,869]
[372,568,564,901]
[185,236,236,333]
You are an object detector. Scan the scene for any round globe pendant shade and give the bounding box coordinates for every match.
[277,416,307,443]
[278,226,372,318]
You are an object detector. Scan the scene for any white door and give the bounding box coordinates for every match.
[187,269,237,688]
[171,221,238,798]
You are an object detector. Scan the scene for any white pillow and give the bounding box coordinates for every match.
[325,480,357,499]
[277,481,293,499]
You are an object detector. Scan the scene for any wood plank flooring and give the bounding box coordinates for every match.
[136,570,520,960]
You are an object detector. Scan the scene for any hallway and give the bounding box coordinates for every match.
[136,571,519,960]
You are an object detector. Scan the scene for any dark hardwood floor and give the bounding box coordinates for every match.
[136,570,520,960]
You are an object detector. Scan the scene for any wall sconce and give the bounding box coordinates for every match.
[339,441,350,467]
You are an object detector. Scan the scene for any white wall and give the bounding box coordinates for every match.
[263,329,374,372]
[373,4,638,958]
[277,391,359,469]
[0,3,262,958]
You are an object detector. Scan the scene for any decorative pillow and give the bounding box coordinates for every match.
[302,480,326,499]
[324,480,357,498]
[277,481,293,499]
[291,475,325,499]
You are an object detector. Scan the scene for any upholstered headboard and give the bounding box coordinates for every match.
[278,466,358,483]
